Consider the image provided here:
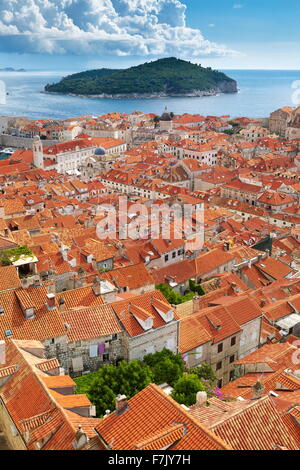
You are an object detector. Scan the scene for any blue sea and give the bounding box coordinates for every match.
[0,69,299,120]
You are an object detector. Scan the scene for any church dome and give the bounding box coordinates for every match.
[94,147,106,156]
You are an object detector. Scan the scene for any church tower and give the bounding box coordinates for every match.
[33,135,44,169]
[159,106,173,131]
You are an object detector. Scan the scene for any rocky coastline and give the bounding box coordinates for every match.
[43,83,237,100]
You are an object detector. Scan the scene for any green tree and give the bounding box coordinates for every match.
[171,374,207,407]
[189,279,205,296]
[156,283,195,305]
[74,370,98,395]
[0,246,34,266]
[188,364,217,386]
[143,348,185,385]
[79,360,153,417]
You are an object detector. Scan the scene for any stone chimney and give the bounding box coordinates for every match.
[46,281,56,295]
[115,394,128,415]
[196,391,207,406]
[58,297,65,311]
[46,293,56,310]
[193,296,200,313]
[73,425,88,450]
[0,340,5,365]
[251,381,264,400]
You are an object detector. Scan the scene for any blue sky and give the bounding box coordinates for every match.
[0,0,299,71]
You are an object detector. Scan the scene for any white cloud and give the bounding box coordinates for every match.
[208,24,215,28]
[233,4,244,8]
[0,0,237,58]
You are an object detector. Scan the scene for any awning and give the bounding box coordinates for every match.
[276,313,300,330]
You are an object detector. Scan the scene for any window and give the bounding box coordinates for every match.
[164,254,169,262]
[89,344,98,358]
[216,361,222,371]
[231,336,236,347]
[229,370,235,381]
[172,252,176,259]
[217,379,223,388]
[230,355,235,363]
[217,343,223,353]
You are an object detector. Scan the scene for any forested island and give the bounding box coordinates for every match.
[44,57,238,99]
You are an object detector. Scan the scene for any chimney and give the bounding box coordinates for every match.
[251,381,264,400]
[33,279,41,288]
[223,241,230,251]
[260,299,267,307]
[73,425,88,450]
[193,296,200,313]
[46,281,56,295]
[58,297,65,311]
[115,394,128,415]
[196,391,207,406]
[0,340,5,365]
[46,293,56,310]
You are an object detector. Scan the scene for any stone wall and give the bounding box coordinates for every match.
[126,321,179,362]
[239,317,262,359]
[0,134,58,149]
[0,399,26,450]
[53,333,125,376]
[0,431,10,450]
[175,300,194,317]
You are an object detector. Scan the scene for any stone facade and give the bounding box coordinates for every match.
[269,106,300,139]
[57,333,125,377]
[0,397,26,450]
[123,321,179,362]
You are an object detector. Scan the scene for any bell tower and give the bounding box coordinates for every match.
[33,135,44,169]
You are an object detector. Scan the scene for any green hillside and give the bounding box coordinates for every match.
[44,57,237,96]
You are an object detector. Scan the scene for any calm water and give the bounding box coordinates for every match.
[0,69,299,120]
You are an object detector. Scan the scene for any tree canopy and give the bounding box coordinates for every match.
[143,348,185,386]
[156,283,195,305]
[188,363,217,385]
[171,374,207,407]
[74,349,220,415]
[45,57,237,96]
[76,360,153,417]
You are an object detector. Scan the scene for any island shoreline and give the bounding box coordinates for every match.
[42,88,238,100]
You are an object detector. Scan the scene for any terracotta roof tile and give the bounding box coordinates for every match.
[95,383,230,450]
[61,304,122,342]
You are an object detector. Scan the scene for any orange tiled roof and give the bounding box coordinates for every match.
[204,396,299,450]
[0,265,22,292]
[112,290,177,337]
[101,263,154,291]
[95,383,230,450]
[0,286,65,341]
[61,304,122,342]
[55,286,104,310]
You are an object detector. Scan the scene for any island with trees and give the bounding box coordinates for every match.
[44,57,238,99]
